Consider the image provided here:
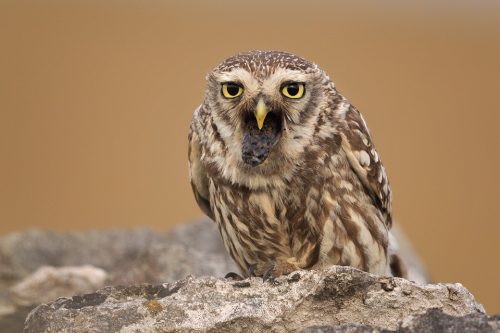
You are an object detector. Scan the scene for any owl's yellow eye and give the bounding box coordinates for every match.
[281,82,305,99]
[221,82,243,98]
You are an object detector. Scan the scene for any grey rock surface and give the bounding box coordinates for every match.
[300,308,500,333]
[0,219,484,333]
[0,220,236,288]
[24,266,485,333]
[399,308,499,332]
[9,265,107,307]
[0,220,237,333]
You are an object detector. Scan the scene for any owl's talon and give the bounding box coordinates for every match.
[248,264,257,277]
[225,272,244,280]
[262,265,276,282]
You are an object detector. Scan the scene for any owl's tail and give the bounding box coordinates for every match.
[388,226,429,284]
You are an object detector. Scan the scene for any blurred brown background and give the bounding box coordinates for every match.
[1,0,499,313]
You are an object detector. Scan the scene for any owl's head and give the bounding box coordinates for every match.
[203,51,338,185]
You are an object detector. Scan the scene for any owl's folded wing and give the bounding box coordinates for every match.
[188,118,214,220]
[340,105,393,227]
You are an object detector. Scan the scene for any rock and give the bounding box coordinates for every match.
[0,220,237,333]
[0,220,236,288]
[0,265,106,333]
[300,308,500,332]
[399,308,499,332]
[24,266,486,333]
[0,219,470,332]
[300,324,391,333]
[9,266,107,307]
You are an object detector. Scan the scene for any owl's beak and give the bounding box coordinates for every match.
[255,98,269,130]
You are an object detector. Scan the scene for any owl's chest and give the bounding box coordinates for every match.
[207,154,355,230]
[209,180,294,227]
[208,178,309,269]
[208,174,330,250]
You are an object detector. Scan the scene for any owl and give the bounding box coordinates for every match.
[188,51,406,280]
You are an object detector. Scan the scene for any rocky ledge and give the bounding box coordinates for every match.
[1,220,498,332]
[0,220,236,332]
[24,266,495,333]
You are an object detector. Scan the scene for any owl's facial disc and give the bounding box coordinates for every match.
[241,99,283,167]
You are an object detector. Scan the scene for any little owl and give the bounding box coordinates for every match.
[188,51,406,280]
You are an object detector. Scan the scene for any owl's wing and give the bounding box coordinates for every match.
[188,116,214,220]
[340,105,393,226]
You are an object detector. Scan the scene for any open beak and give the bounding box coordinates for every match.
[255,98,269,130]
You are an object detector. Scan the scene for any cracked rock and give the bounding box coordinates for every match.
[24,266,485,333]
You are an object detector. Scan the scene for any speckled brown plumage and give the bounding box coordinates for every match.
[188,51,405,279]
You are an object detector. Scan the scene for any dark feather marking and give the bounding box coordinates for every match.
[343,105,392,227]
[210,120,226,151]
[338,205,369,271]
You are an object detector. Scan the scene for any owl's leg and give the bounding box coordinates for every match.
[257,242,319,281]
[260,238,320,281]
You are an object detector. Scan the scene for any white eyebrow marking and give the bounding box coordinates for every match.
[261,68,309,98]
[214,68,259,95]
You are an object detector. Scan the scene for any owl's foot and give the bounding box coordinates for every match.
[261,259,300,282]
[248,263,257,277]
[224,272,244,280]
[262,265,277,282]
[225,264,259,280]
